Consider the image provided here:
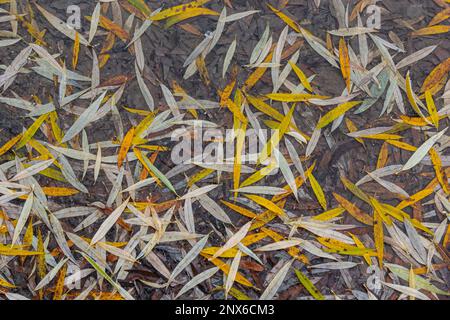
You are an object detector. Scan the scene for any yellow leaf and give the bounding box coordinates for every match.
[53,264,67,300]
[234,122,247,198]
[257,105,295,164]
[165,8,219,28]
[96,15,129,41]
[333,193,373,225]
[245,94,285,122]
[359,133,403,140]
[266,93,328,102]
[16,113,50,150]
[308,173,327,210]
[313,207,345,221]
[37,228,46,280]
[429,147,449,194]
[369,197,392,226]
[201,253,253,287]
[350,233,372,266]
[289,61,313,92]
[396,187,434,210]
[316,101,361,129]
[376,142,389,169]
[0,133,22,157]
[373,208,384,268]
[243,50,274,91]
[340,175,371,203]
[406,71,428,119]
[411,25,450,36]
[188,168,214,187]
[118,127,135,168]
[41,187,79,197]
[261,227,309,264]
[294,269,324,300]
[339,38,351,92]
[0,278,16,289]
[72,31,80,69]
[196,55,211,87]
[345,118,364,145]
[267,4,301,32]
[224,98,247,124]
[150,0,211,21]
[424,90,439,128]
[245,194,286,218]
[386,140,417,152]
[428,8,450,26]
[220,200,258,219]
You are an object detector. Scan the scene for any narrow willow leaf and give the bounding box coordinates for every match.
[295,269,325,300]
[91,198,130,245]
[223,38,237,78]
[402,129,447,171]
[35,3,88,45]
[317,101,361,129]
[169,235,209,284]
[260,259,293,300]
[211,222,252,260]
[175,267,219,299]
[225,249,242,298]
[34,258,68,291]
[61,91,107,143]
[80,251,134,300]
[49,213,76,263]
[11,191,33,245]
